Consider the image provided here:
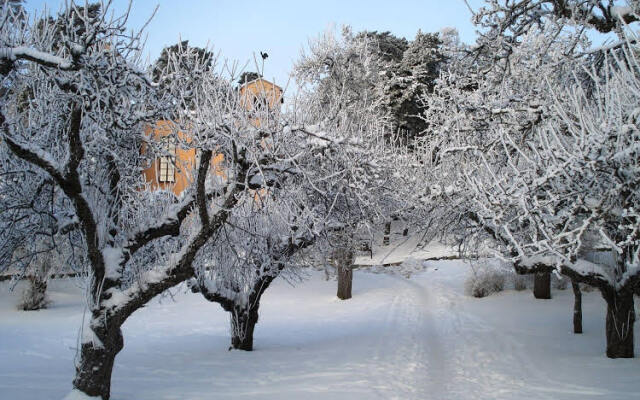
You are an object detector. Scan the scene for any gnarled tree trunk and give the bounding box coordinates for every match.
[197,273,276,352]
[72,324,124,400]
[230,305,259,351]
[602,289,635,358]
[571,280,582,334]
[533,271,551,299]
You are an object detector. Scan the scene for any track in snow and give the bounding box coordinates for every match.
[2,262,640,400]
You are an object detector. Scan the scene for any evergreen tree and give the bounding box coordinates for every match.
[152,40,214,109]
[380,30,445,145]
[354,30,408,63]
[237,71,262,86]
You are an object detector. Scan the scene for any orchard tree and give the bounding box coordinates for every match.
[419,0,640,356]
[191,43,407,346]
[0,2,85,309]
[483,44,640,358]
[472,0,639,39]
[294,30,414,299]
[0,2,282,398]
[190,199,314,351]
[418,21,578,238]
[0,3,231,397]
[0,152,83,309]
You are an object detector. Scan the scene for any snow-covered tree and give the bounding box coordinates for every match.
[0,3,85,309]
[379,30,445,145]
[296,26,447,147]
[419,21,579,247]
[190,37,409,347]
[294,29,416,299]
[473,0,639,39]
[470,43,640,358]
[418,0,640,357]
[0,2,278,398]
[294,27,386,130]
[190,198,314,350]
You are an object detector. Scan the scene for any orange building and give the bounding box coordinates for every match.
[238,78,283,114]
[141,121,225,196]
[142,78,282,196]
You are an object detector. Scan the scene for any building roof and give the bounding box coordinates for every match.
[239,77,282,91]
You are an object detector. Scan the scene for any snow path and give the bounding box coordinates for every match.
[1,261,640,399]
[369,275,433,399]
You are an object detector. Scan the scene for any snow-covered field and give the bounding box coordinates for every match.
[1,260,639,400]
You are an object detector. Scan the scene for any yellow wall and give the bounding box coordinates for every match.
[142,79,281,197]
[239,79,283,112]
[141,121,225,196]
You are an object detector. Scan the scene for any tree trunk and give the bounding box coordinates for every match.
[72,325,124,400]
[333,246,354,300]
[571,280,582,334]
[603,290,635,358]
[533,272,551,299]
[230,306,259,351]
[337,263,353,300]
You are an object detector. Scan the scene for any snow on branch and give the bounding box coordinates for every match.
[517,255,615,288]
[0,46,73,70]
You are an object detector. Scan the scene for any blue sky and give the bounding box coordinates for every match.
[25,0,484,88]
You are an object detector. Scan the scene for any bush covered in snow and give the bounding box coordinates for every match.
[19,275,50,311]
[464,263,507,298]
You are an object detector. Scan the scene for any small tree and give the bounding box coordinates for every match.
[192,41,408,345]
[0,2,291,397]
[191,200,314,351]
[294,27,417,300]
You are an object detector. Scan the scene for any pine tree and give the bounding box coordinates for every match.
[380,30,445,145]
[237,71,262,86]
[152,41,214,109]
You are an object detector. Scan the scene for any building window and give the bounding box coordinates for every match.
[158,137,176,183]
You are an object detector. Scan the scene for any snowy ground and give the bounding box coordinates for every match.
[354,238,458,266]
[1,260,639,400]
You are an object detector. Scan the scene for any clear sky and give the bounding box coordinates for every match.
[25,0,484,89]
